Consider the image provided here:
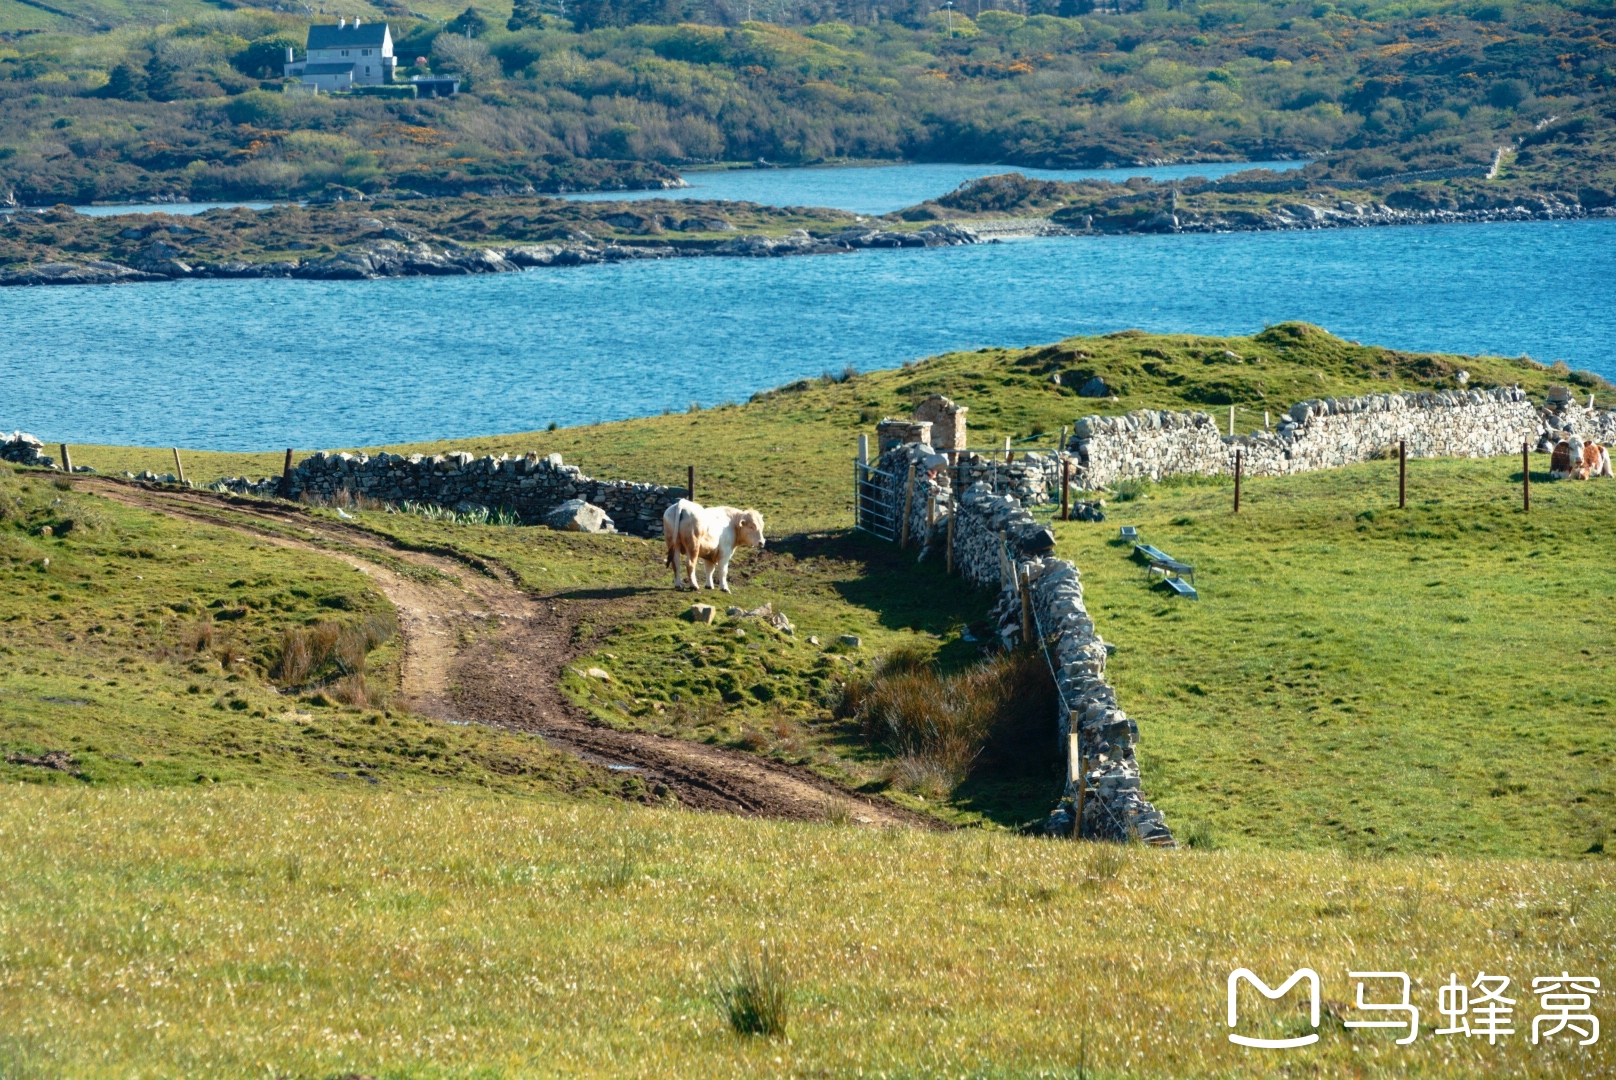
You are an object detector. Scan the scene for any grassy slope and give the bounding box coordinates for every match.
[52,323,1590,536]
[1,786,1611,1079]
[7,327,1616,1074]
[39,325,1614,850]
[0,467,636,800]
[1057,456,1616,859]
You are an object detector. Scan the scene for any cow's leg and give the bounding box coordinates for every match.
[672,549,688,590]
[716,548,735,593]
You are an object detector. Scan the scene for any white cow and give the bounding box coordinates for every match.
[662,499,766,592]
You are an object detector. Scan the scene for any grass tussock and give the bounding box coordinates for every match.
[274,612,398,706]
[841,646,1057,797]
[713,947,791,1038]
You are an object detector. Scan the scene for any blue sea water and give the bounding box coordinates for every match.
[6,215,1614,451]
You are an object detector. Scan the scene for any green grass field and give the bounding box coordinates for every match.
[1,786,1610,1079]
[1054,456,1616,859]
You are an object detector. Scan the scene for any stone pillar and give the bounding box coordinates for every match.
[876,419,933,456]
[913,394,968,452]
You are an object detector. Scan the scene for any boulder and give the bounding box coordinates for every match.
[544,498,614,533]
[132,239,192,276]
[1079,376,1111,398]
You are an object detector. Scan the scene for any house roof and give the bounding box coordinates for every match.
[300,63,357,76]
[307,21,389,51]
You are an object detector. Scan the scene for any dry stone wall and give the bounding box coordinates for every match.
[1070,386,1598,488]
[216,450,682,537]
[871,443,1172,844]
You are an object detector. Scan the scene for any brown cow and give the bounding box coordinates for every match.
[1550,440,1613,480]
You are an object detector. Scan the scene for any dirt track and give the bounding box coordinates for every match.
[81,479,923,826]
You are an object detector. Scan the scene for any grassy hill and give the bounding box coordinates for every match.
[24,324,1616,848]
[6,325,1616,1073]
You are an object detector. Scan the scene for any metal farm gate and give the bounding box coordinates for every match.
[853,460,899,542]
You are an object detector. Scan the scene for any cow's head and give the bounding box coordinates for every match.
[734,509,766,549]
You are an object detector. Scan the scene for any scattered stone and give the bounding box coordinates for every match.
[725,602,795,635]
[808,635,820,646]
[544,498,615,533]
[584,667,611,681]
[5,749,78,773]
[1079,376,1112,398]
[838,634,862,648]
[690,603,715,624]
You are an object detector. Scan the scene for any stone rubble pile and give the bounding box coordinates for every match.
[1,432,52,468]
[212,449,681,538]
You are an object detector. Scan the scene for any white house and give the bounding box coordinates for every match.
[284,18,395,92]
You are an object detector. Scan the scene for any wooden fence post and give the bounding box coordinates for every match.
[1523,442,1531,512]
[1228,405,1235,437]
[926,493,935,535]
[945,499,955,575]
[280,448,294,500]
[1004,435,1012,464]
[898,462,917,548]
[857,433,868,467]
[59,444,72,476]
[1020,568,1033,645]
[171,448,187,486]
[1069,718,1086,840]
[1061,460,1071,521]
[1398,440,1406,509]
[1233,449,1242,514]
[687,464,695,502]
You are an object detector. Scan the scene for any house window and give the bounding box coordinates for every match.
[341,50,349,56]
[365,66,371,74]
[362,49,370,56]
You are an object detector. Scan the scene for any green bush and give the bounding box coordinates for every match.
[225,89,286,127]
[233,35,302,80]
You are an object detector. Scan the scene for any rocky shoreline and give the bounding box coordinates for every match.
[1066,192,1616,234]
[3,196,1611,287]
[0,223,981,286]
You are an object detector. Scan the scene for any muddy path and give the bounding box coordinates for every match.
[79,479,926,827]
